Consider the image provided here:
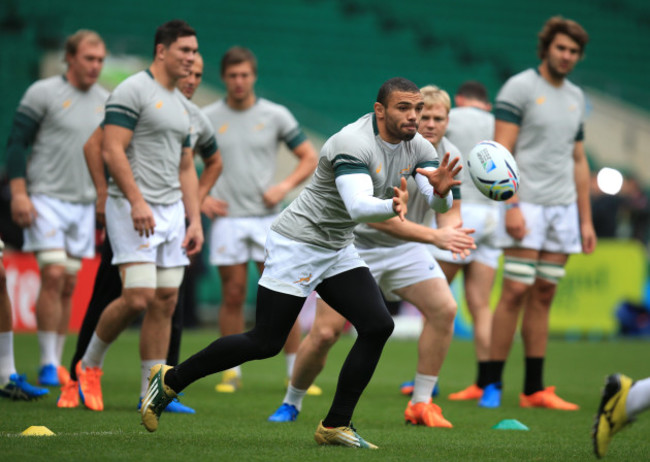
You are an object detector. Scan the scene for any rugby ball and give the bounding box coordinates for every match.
[466,140,519,201]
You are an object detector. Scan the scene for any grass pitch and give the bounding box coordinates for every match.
[1,330,649,461]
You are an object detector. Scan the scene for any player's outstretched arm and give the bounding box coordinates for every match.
[335,173,401,223]
[369,219,475,256]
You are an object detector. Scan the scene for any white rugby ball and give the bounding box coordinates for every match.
[466,140,519,201]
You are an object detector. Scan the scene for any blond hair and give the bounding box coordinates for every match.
[420,85,451,113]
[64,29,104,58]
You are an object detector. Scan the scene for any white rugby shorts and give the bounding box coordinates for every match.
[429,202,502,269]
[23,194,95,258]
[105,196,189,267]
[359,242,445,302]
[495,201,582,254]
[209,215,277,266]
[259,230,367,298]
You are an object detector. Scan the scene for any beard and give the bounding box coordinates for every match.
[386,118,418,141]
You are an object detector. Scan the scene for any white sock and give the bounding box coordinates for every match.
[56,334,66,366]
[37,330,59,367]
[283,383,308,411]
[81,332,110,369]
[285,353,296,378]
[626,377,650,418]
[141,359,165,398]
[412,373,438,404]
[226,365,242,377]
[0,331,16,385]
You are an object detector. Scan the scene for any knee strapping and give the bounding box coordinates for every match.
[36,249,67,268]
[156,266,185,288]
[536,261,566,284]
[64,257,82,275]
[121,263,157,289]
[503,257,537,285]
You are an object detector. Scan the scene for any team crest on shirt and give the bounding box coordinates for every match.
[254,122,265,131]
[536,96,546,105]
[155,101,163,109]
[95,105,104,113]
[218,124,228,134]
[62,99,71,109]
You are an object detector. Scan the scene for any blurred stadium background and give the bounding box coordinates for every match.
[1,0,649,338]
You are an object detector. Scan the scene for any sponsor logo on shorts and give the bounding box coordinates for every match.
[137,242,151,250]
[429,264,435,270]
[293,273,312,284]
[45,229,57,238]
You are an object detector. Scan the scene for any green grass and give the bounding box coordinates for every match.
[2,330,649,461]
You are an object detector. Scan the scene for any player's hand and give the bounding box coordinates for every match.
[11,193,36,228]
[95,191,107,227]
[416,152,462,197]
[581,221,597,255]
[392,177,408,221]
[201,196,228,219]
[263,183,290,208]
[182,220,204,256]
[131,200,156,237]
[434,224,476,260]
[505,206,527,240]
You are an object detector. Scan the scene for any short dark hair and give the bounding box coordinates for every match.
[456,81,489,103]
[221,46,258,76]
[376,77,420,106]
[153,19,196,57]
[537,16,589,60]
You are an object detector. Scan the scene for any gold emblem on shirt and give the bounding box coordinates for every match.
[62,100,71,109]
[254,123,265,131]
[219,124,229,134]
[376,163,382,174]
[536,96,546,105]
[155,101,163,109]
[568,104,577,111]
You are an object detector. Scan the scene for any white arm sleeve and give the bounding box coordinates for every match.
[415,169,452,213]
[335,174,396,223]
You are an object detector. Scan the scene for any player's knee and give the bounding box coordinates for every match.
[123,288,155,313]
[154,287,179,317]
[312,325,342,350]
[221,281,247,306]
[357,310,394,341]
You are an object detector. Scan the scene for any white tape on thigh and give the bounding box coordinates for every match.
[503,258,537,285]
[64,257,82,275]
[536,262,566,285]
[36,249,67,268]
[156,266,185,288]
[122,263,157,289]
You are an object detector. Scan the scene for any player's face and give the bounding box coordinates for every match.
[164,35,198,80]
[177,55,204,99]
[222,61,257,103]
[67,39,106,90]
[545,33,581,79]
[418,104,448,147]
[380,91,423,142]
